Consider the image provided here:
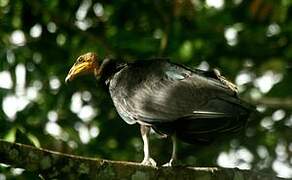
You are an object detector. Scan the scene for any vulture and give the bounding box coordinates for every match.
[65,52,253,166]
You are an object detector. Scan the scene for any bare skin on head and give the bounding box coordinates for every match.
[65,52,99,83]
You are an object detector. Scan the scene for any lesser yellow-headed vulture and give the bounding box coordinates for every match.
[66,52,253,166]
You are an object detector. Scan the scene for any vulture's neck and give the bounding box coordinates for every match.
[98,58,125,84]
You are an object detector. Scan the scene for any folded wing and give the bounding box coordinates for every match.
[109,60,253,143]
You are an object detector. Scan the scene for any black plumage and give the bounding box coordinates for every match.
[101,58,251,143]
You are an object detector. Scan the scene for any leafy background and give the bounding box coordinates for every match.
[0,0,292,179]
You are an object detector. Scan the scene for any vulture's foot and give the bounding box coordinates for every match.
[141,158,157,167]
[162,158,179,167]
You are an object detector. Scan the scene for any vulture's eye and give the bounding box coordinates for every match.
[78,58,84,63]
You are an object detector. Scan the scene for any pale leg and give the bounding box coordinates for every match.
[163,135,178,167]
[140,125,156,166]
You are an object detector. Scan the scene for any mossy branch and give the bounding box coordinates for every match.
[0,139,283,179]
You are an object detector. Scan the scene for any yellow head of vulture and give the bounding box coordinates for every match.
[65,52,99,83]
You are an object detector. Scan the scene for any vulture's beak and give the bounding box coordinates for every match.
[65,61,93,83]
[65,63,86,83]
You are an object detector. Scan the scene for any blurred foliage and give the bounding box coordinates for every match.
[0,0,292,179]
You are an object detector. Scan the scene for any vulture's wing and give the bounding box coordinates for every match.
[109,59,252,127]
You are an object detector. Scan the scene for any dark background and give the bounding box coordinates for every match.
[0,0,292,179]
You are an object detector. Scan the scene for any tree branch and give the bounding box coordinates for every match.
[0,139,283,179]
[249,97,292,110]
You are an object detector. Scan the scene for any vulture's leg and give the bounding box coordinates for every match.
[163,135,178,167]
[140,125,156,166]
